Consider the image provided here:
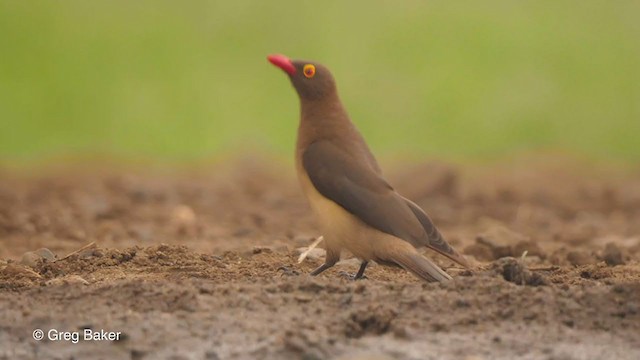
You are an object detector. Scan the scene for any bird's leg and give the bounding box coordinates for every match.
[310,249,339,276]
[310,262,334,276]
[354,261,369,280]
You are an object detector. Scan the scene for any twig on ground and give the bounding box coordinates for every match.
[56,241,97,262]
[529,266,559,272]
[297,236,324,263]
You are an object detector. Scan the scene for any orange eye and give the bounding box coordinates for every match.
[303,64,316,78]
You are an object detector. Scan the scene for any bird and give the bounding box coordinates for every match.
[267,54,470,282]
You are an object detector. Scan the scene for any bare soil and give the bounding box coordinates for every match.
[1,158,639,360]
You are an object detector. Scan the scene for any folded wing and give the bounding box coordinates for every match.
[303,140,469,268]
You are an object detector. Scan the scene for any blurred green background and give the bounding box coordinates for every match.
[1,1,639,165]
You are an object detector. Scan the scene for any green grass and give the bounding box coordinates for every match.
[1,1,639,165]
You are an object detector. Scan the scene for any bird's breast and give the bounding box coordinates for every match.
[296,160,346,230]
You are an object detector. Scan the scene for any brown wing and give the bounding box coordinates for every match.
[302,141,425,242]
[303,140,470,268]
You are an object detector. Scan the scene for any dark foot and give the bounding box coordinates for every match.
[277,266,300,276]
[337,261,370,280]
[338,271,368,280]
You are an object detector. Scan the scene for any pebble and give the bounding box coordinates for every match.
[20,248,56,268]
[602,242,625,266]
[20,252,42,268]
[46,275,89,286]
[34,248,56,261]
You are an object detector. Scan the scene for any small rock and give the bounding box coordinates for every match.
[20,248,56,267]
[46,275,89,286]
[566,251,598,266]
[601,242,625,266]
[34,248,56,261]
[20,252,42,268]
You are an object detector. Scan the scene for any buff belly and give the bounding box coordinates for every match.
[298,172,403,262]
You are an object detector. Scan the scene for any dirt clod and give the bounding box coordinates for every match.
[602,242,625,266]
[493,257,548,286]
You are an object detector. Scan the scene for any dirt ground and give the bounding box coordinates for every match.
[1,157,639,360]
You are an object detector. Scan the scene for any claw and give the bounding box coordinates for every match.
[338,271,368,281]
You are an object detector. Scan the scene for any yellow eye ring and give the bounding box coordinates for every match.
[303,64,316,78]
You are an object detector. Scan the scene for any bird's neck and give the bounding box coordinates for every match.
[297,94,352,146]
[296,94,381,174]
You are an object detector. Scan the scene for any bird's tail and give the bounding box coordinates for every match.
[402,196,472,269]
[390,250,453,283]
[427,228,472,269]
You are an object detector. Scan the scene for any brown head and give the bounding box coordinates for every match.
[267,54,337,102]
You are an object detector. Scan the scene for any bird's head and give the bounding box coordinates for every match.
[267,54,337,101]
